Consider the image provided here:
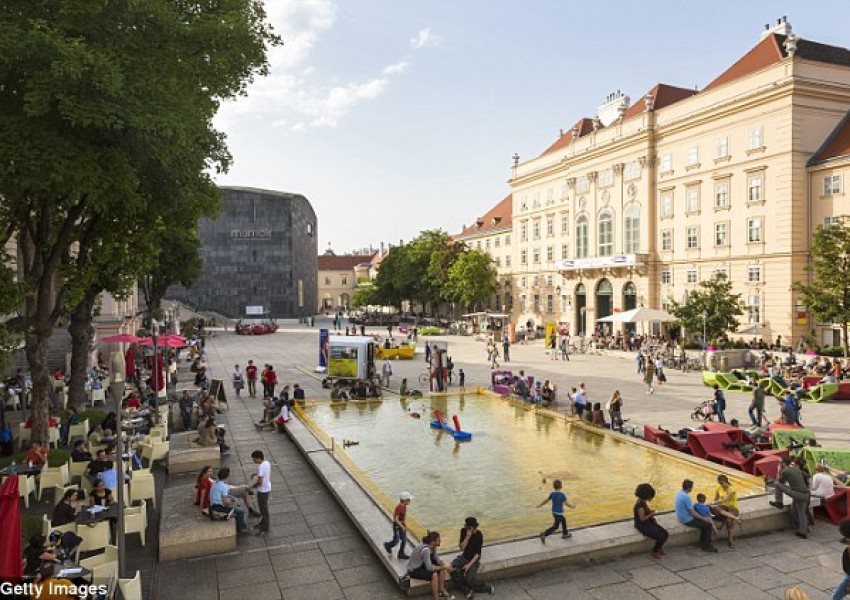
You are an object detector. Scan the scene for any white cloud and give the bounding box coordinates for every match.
[410,27,443,49]
[216,0,413,131]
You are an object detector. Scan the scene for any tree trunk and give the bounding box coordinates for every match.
[68,291,98,410]
[24,328,52,445]
[843,323,849,359]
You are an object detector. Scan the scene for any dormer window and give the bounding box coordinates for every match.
[491,216,501,226]
[475,219,484,229]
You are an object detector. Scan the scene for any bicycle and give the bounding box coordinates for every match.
[418,371,431,384]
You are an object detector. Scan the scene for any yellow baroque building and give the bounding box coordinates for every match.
[499,21,850,343]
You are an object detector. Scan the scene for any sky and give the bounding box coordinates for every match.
[214,0,850,254]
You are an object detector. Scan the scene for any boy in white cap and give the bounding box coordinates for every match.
[384,491,412,559]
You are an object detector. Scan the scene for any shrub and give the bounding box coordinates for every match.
[816,346,846,358]
[0,448,69,469]
[418,326,443,336]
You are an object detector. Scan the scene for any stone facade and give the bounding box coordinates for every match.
[169,186,318,319]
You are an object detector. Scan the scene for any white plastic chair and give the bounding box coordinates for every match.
[91,388,106,407]
[69,460,88,484]
[43,514,76,537]
[80,545,118,583]
[5,392,21,411]
[38,462,70,500]
[118,570,142,600]
[53,483,78,506]
[68,419,89,442]
[124,500,147,546]
[18,423,31,451]
[18,475,36,508]
[129,474,156,511]
[141,440,169,466]
[75,520,110,561]
[47,426,60,449]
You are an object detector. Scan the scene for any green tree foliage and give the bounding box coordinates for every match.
[446,250,497,310]
[669,274,743,345]
[351,283,376,308]
[794,218,850,357]
[0,1,278,442]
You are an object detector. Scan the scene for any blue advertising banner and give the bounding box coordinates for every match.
[319,329,329,367]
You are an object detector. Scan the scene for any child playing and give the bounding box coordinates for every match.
[694,493,719,533]
[384,491,412,560]
[537,479,575,543]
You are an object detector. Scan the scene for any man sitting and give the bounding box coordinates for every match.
[208,468,251,533]
[70,440,92,463]
[330,382,349,401]
[292,383,306,401]
[85,449,110,484]
[25,442,48,468]
[513,376,529,400]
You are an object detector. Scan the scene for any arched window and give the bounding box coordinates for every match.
[624,204,640,253]
[575,215,589,259]
[598,210,613,256]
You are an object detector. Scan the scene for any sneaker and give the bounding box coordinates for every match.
[383,542,392,556]
[465,591,475,599]
[226,508,235,520]
[487,584,495,594]
[397,553,410,560]
[769,501,785,509]
[539,532,546,544]
[438,592,454,599]
[398,575,411,590]
[562,532,572,539]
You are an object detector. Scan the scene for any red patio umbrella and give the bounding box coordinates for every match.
[0,475,22,580]
[138,336,187,348]
[125,345,136,378]
[101,333,142,344]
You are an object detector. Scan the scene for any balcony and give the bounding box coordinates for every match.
[554,253,649,278]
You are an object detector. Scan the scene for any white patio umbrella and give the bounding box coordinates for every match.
[596,307,678,323]
[737,323,771,336]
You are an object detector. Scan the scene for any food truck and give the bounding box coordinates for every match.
[327,336,377,380]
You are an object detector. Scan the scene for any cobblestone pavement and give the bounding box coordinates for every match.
[147,317,847,599]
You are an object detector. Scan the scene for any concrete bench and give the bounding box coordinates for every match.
[159,484,235,561]
[166,431,219,475]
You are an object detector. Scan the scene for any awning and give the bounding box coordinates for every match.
[597,307,678,323]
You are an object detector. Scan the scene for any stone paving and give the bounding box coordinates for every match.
[145,317,849,599]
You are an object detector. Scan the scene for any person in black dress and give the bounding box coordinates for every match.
[634,483,669,559]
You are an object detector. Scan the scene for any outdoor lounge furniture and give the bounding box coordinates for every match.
[770,427,815,450]
[686,430,737,459]
[643,425,690,453]
[159,484,235,561]
[807,382,840,403]
[166,431,218,475]
[702,371,717,388]
[714,372,754,393]
[753,455,784,479]
[801,446,850,476]
[820,488,850,524]
[490,370,513,396]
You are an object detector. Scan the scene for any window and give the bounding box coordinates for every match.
[748,126,764,150]
[660,191,673,218]
[824,175,842,196]
[546,217,554,236]
[714,222,728,246]
[505,255,511,267]
[546,275,553,286]
[686,187,700,213]
[747,217,763,243]
[824,216,841,228]
[747,294,761,323]
[520,250,527,265]
[661,269,672,284]
[324,277,331,285]
[307,223,314,237]
[561,244,568,259]
[715,267,728,280]
[575,215,589,259]
[600,168,614,187]
[687,146,699,166]
[687,269,698,283]
[485,239,490,249]
[547,188,554,204]
[577,176,590,193]
[476,241,481,250]
[714,181,729,208]
[747,174,763,203]
[533,276,539,287]
[660,153,672,172]
[520,294,526,310]
[494,237,501,248]
[624,204,640,253]
[533,294,541,311]
[546,294,554,313]
[748,265,761,283]
[520,222,527,242]
[521,277,526,287]
[533,220,541,239]
[561,181,569,198]
[560,214,569,233]
[686,226,699,249]
[494,257,501,267]
[716,136,729,158]
[341,276,348,285]
[533,248,540,263]
[546,246,554,261]
[661,230,673,251]
[624,161,642,181]
[533,192,541,208]
[505,234,511,246]
[598,211,613,256]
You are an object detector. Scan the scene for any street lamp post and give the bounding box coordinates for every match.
[108,355,127,578]
[702,311,708,368]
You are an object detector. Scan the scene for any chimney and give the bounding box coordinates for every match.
[597,90,630,127]
[760,16,792,40]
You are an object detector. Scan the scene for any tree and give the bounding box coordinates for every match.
[669,274,743,345]
[0,1,278,443]
[446,250,497,311]
[140,220,206,320]
[794,218,850,357]
[351,283,376,308]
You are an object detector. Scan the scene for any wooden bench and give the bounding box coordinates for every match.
[166,431,219,475]
[158,484,235,561]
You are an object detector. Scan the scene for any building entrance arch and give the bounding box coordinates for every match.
[596,279,614,325]
[575,283,587,336]
[622,281,637,334]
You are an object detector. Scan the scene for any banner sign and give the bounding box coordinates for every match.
[319,329,329,368]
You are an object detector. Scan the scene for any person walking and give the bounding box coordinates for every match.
[712,385,727,423]
[560,336,570,361]
[245,360,258,397]
[384,491,412,560]
[381,358,393,388]
[250,450,272,536]
[263,365,278,398]
[675,479,717,552]
[502,334,511,362]
[489,344,499,369]
[548,334,558,360]
[832,519,850,599]
[537,479,575,543]
[634,483,668,559]
[451,517,495,597]
[643,357,655,394]
[749,384,766,426]
[607,390,624,432]
[178,390,194,432]
[232,364,244,398]
[425,342,432,364]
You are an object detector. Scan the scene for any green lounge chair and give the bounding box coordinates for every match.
[807,382,840,403]
[702,371,717,388]
[802,446,850,475]
[771,427,816,450]
[714,372,753,393]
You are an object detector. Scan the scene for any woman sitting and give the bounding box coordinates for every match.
[22,534,57,579]
[197,417,229,453]
[89,479,115,507]
[591,403,607,428]
[541,381,555,407]
[195,466,214,512]
[51,489,83,526]
[633,483,668,559]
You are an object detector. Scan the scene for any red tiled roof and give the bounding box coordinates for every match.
[811,108,850,163]
[539,118,595,157]
[704,34,784,91]
[317,254,375,270]
[458,194,513,237]
[623,83,697,119]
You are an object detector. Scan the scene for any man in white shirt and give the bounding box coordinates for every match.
[251,450,272,535]
[811,464,843,500]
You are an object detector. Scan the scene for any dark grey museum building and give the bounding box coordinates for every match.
[170,186,318,319]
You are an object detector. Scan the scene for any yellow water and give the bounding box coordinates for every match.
[297,394,764,542]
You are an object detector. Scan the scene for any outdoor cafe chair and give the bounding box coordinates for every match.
[47,426,61,450]
[68,419,89,443]
[5,391,21,411]
[141,440,169,466]
[53,483,79,506]
[42,514,76,538]
[118,570,142,600]
[129,473,156,511]
[38,462,70,500]
[69,460,88,484]
[18,422,31,450]
[75,520,110,562]
[79,545,118,585]
[124,500,147,546]
[18,474,36,508]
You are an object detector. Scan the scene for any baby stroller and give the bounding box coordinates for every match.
[690,399,715,421]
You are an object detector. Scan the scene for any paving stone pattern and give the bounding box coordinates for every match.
[142,316,848,599]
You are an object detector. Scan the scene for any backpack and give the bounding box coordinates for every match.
[0,424,11,445]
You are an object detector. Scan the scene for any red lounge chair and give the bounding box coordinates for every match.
[753,455,784,479]
[822,488,850,524]
[686,430,736,459]
[701,422,746,443]
[644,426,690,453]
[740,449,788,475]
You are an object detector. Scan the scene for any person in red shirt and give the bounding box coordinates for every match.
[123,393,141,410]
[195,465,214,510]
[383,491,412,559]
[25,442,49,468]
[245,360,258,397]
[262,365,278,398]
[23,416,58,429]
